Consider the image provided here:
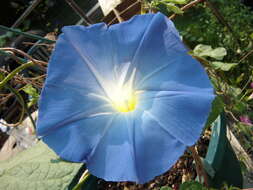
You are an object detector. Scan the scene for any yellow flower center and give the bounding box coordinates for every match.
[109,85,138,113]
[91,65,138,113]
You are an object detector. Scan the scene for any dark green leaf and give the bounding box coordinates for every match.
[180,181,208,190]
[233,101,247,113]
[235,73,244,84]
[227,86,242,97]
[79,175,98,190]
[205,96,224,127]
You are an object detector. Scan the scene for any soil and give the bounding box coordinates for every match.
[97,129,211,190]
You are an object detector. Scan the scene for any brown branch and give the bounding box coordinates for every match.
[239,48,253,63]
[22,41,54,48]
[108,1,141,25]
[0,48,48,66]
[113,8,124,23]
[188,145,209,187]
[169,0,206,20]
[205,0,241,46]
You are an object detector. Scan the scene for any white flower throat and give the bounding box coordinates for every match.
[89,63,139,113]
[106,66,138,113]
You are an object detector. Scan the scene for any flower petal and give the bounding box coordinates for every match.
[129,13,212,91]
[87,114,139,182]
[37,84,112,136]
[87,112,186,184]
[37,25,116,137]
[45,33,101,93]
[62,24,115,85]
[139,90,214,146]
[107,13,156,67]
[42,114,114,162]
[132,111,186,183]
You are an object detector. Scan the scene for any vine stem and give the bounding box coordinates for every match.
[0,25,55,43]
[188,145,209,187]
[6,84,36,129]
[0,48,47,66]
[239,48,253,63]
[72,170,90,190]
[0,61,34,89]
[0,73,36,129]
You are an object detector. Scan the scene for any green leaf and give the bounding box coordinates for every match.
[209,48,227,60]
[235,73,244,84]
[180,181,208,190]
[250,32,253,40]
[23,84,38,97]
[22,84,39,107]
[166,3,184,14]
[160,186,173,190]
[0,141,83,190]
[193,44,212,56]
[193,44,227,60]
[233,101,247,113]
[227,86,242,97]
[163,0,188,4]
[210,61,238,71]
[205,96,224,127]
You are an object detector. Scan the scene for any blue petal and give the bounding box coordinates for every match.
[107,14,155,66]
[36,32,111,137]
[130,13,215,146]
[61,24,115,83]
[37,25,116,160]
[132,111,186,183]
[45,33,101,92]
[87,112,186,184]
[128,13,212,91]
[37,83,111,136]
[138,90,214,146]
[87,114,139,182]
[42,114,113,162]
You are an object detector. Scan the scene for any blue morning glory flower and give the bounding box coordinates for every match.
[37,13,215,183]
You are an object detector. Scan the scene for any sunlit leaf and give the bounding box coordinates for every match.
[211,61,238,71]
[0,141,83,190]
[22,84,39,107]
[193,44,227,60]
[236,73,244,84]
[163,0,188,5]
[166,3,184,14]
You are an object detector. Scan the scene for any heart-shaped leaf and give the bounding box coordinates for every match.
[0,141,83,190]
[193,44,227,60]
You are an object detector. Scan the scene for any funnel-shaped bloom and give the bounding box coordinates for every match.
[37,13,214,183]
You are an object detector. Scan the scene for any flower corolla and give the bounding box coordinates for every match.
[37,13,215,183]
